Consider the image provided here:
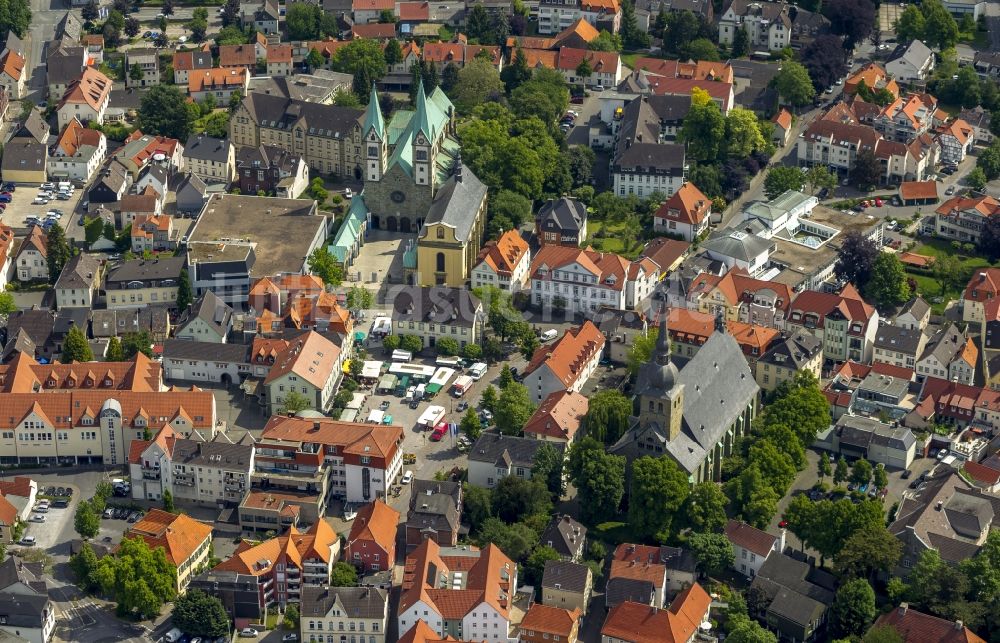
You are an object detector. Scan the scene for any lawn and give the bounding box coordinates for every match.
[621,52,643,69]
[905,238,996,313]
[587,220,644,258]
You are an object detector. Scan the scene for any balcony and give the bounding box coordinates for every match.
[142,469,160,480]
[174,473,195,487]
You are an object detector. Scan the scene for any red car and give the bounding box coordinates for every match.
[430,422,447,442]
[875,198,883,207]
[778,520,788,528]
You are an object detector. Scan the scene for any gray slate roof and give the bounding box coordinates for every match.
[46,42,85,85]
[407,479,462,534]
[0,593,51,629]
[106,256,185,287]
[299,585,388,619]
[13,109,50,144]
[874,325,924,355]
[605,577,655,608]
[0,558,47,595]
[163,339,249,364]
[702,229,773,263]
[888,39,933,69]
[836,415,916,452]
[919,323,967,366]
[240,92,363,140]
[54,253,102,292]
[391,286,481,329]
[185,134,231,164]
[540,514,586,558]
[536,197,587,236]
[176,291,233,338]
[169,434,254,469]
[0,140,46,173]
[468,432,562,468]
[420,163,487,244]
[751,554,835,627]
[758,329,821,370]
[897,296,930,322]
[541,560,591,593]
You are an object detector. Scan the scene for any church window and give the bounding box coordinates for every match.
[368,146,378,156]
[648,401,654,411]
[658,403,664,413]
[436,253,446,272]
[416,150,428,161]
[437,228,445,239]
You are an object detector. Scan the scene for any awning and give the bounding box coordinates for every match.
[354,331,366,341]
[342,359,352,374]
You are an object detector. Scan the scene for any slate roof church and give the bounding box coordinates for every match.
[610,307,760,482]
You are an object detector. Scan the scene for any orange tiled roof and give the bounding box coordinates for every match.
[655,182,711,225]
[0,352,161,393]
[218,44,257,67]
[125,509,212,566]
[899,180,938,202]
[0,476,33,500]
[214,521,338,576]
[348,499,400,553]
[631,57,733,83]
[476,229,530,278]
[522,390,588,440]
[188,67,247,93]
[261,330,340,390]
[875,606,986,643]
[523,321,605,387]
[266,44,293,63]
[422,42,502,65]
[398,2,430,20]
[0,496,17,527]
[261,415,403,461]
[352,23,397,39]
[59,67,112,111]
[773,108,792,130]
[0,50,25,81]
[17,226,47,259]
[520,604,580,637]
[581,0,620,12]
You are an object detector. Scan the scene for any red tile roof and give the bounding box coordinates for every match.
[899,180,938,202]
[963,460,1000,487]
[348,499,399,554]
[261,416,403,462]
[875,605,986,643]
[398,2,430,20]
[218,44,257,67]
[522,390,588,441]
[523,321,605,388]
[724,519,776,557]
[476,230,530,278]
[520,604,580,637]
[964,268,1000,303]
[125,509,212,566]
[631,57,733,83]
[352,23,397,39]
[640,237,689,272]
[601,586,711,643]
[655,182,711,226]
[772,108,792,130]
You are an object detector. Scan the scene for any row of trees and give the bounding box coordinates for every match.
[895,0,964,50]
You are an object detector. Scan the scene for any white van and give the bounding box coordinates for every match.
[391,349,413,362]
[540,329,559,342]
[468,363,487,381]
[165,628,184,642]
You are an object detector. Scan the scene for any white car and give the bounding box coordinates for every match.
[178,35,188,43]
[30,514,45,522]
[40,183,55,190]
[344,187,354,199]
[401,470,414,484]
[239,628,259,638]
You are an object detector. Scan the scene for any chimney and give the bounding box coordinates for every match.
[956,621,964,631]
[898,603,908,616]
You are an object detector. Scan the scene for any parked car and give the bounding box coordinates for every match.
[344,187,353,199]
[30,514,45,522]
[456,401,469,412]
[401,470,413,484]
[19,536,36,546]
[946,185,956,195]
[239,629,259,638]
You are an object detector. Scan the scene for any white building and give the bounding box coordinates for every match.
[537,0,622,35]
[300,586,389,643]
[725,520,783,578]
[529,245,659,315]
[885,40,935,83]
[521,321,605,405]
[471,230,531,293]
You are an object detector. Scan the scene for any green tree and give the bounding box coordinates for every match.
[476,518,538,561]
[138,85,193,141]
[683,482,729,532]
[460,409,483,440]
[873,464,888,490]
[683,37,720,61]
[278,390,312,415]
[442,62,461,93]
[588,29,622,51]
[832,579,877,637]
[463,343,482,360]
[285,2,322,39]
[725,465,780,528]
[330,561,358,586]
[82,0,98,22]
[764,166,805,199]
[346,286,374,311]
[494,383,535,435]
[525,545,561,586]
[680,87,726,162]
[866,252,911,310]
[45,223,72,285]
[576,56,593,79]
[307,247,343,286]
[283,603,299,630]
[176,269,192,312]
[121,330,152,359]
[851,459,873,486]
[759,371,830,447]
[499,364,514,389]
[399,335,423,353]
[532,442,565,498]
[688,532,735,576]
[805,165,837,195]
[771,61,816,107]
[306,47,325,70]
[727,620,778,643]
[381,335,400,353]
[162,489,174,512]
[454,58,504,113]
[491,476,552,523]
[0,292,14,316]
[864,626,905,643]
[436,337,459,356]
[383,39,403,67]
[70,541,99,589]
[629,456,690,540]
[466,2,492,41]
[106,337,124,362]
[172,589,230,638]
[62,326,94,363]
[74,500,100,538]
[818,452,832,481]
[129,63,143,83]
[749,439,797,493]
[463,484,492,533]
[967,166,988,191]
[834,457,849,485]
[500,49,531,93]
[835,524,902,580]
[567,438,626,524]
[732,25,751,57]
[850,149,882,191]
[921,0,959,49]
[724,107,767,159]
[584,390,634,445]
[331,38,387,81]
[894,4,926,41]
[216,25,248,45]
[480,385,498,414]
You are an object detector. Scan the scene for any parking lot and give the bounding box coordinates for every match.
[0,182,88,240]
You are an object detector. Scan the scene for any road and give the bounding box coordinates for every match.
[25,0,67,104]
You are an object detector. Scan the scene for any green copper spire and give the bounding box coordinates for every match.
[363,83,384,139]
[413,80,434,141]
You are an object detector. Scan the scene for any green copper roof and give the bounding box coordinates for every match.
[363,85,385,139]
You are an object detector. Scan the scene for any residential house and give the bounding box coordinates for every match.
[104,256,186,310]
[938,118,975,165]
[749,554,835,643]
[213,521,341,608]
[771,108,793,147]
[0,49,26,100]
[471,230,531,293]
[353,0,394,23]
[600,584,712,643]
[0,557,55,643]
[262,330,343,412]
[541,515,587,562]
[172,49,214,85]
[218,45,258,73]
[53,252,103,309]
[344,499,400,574]
[405,479,462,549]
[963,267,1000,324]
[183,134,235,185]
[786,284,880,363]
[537,0,621,35]
[520,47,624,89]
[125,509,213,591]
[397,540,516,643]
[300,586,390,643]
[725,520,781,579]
[57,67,113,127]
[896,296,931,331]
[0,224,15,292]
[118,186,164,227]
[874,603,987,643]
[535,197,588,247]
[235,144,309,198]
[873,325,927,370]
[529,246,658,315]
[46,40,86,101]
[47,118,107,183]
[174,291,234,343]
[522,322,605,404]
[661,546,698,595]
[175,173,210,214]
[717,0,829,51]
[14,227,47,282]
[160,340,250,384]
[13,110,51,146]
[130,215,175,253]
[608,544,668,608]
[831,415,917,470]
[125,48,160,88]
[653,182,712,240]
[522,389,588,444]
[542,560,593,615]
[421,41,505,71]
[918,323,977,385]
[959,106,994,145]
[243,0,280,34]
[87,160,130,204]
[688,268,792,327]
[595,307,650,366]
[754,329,823,392]
[129,428,255,505]
[520,605,581,643]
[266,44,294,77]
[0,140,47,185]
[885,40,935,83]
[467,432,564,488]
[844,63,899,98]
[390,286,483,351]
[611,136,686,200]
[188,68,250,103]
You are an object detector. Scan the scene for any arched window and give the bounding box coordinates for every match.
[436,227,445,239]
[436,252,446,272]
